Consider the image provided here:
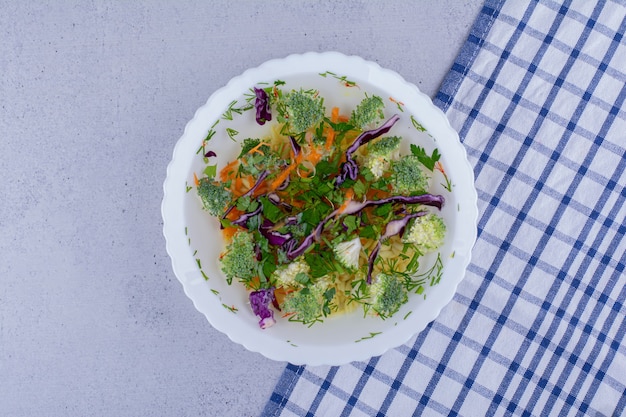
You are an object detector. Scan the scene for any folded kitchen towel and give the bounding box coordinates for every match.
[262,1,626,415]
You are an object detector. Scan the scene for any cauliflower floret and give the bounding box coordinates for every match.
[367,158,386,179]
[402,213,446,252]
[333,237,362,271]
[272,257,311,288]
[363,136,402,179]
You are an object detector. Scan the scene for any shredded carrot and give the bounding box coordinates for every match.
[274,286,288,306]
[232,177,245,196]
[307,148,322,165]
[389,96,404,106]
[324,129,335,151]
[225,207,244,221]
[252,180,270,197]
[366,187,388,200]
[336,189,355,214]
[221,226,238,241]
[219,159,239,182]
[248,141,266,156]
[247,276,261,289]
[330,106,339,122]
[302,135,322,165]
[289,198,305,208]
[268,146,303,191]
[234,175,256,194]
[193,172,200,187]
[323,106,340,151]
[277,193,304,208]
[270,163,297,190]
[331,106,350,122]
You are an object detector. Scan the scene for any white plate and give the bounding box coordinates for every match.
[162,51,477,365]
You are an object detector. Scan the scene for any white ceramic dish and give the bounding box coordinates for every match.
[162,51,477,365]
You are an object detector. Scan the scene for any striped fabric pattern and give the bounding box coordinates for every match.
[262,1,626,415]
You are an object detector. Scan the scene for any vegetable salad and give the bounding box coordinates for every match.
[196,80,447,328]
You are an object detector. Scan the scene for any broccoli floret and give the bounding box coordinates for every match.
[368,135,402,156]
[369,273,408,318]
[220,231,257,284]
[281,284,327,324]
[350,95,385,129]
[362,135,402,178]
[197,177,232,216]
[402,213,446,252]
[237,138,285,176]
[280,277,334,324]
[333,237,362,271]
[272,257,311,288]
[238,138,262,157]
[391,155,431,195]
[284,89,325,134]
[241,149,282,177]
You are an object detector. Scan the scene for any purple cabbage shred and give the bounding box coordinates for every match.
[260,218,292,246]
[249,288,276,329]
[286,193,443,261]
[242,170,269,199]
[339,193,444,215]
[254,87,272,125]
[336,114,400,186]
[267,192,293,212]
[230,205,262,228]
[288,136,301,157]
[221,170,270,224]
[366,211,427,283]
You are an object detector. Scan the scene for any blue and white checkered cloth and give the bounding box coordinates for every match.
[262,1,626,415]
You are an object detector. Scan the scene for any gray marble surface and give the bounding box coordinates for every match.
[0,1,483,416]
